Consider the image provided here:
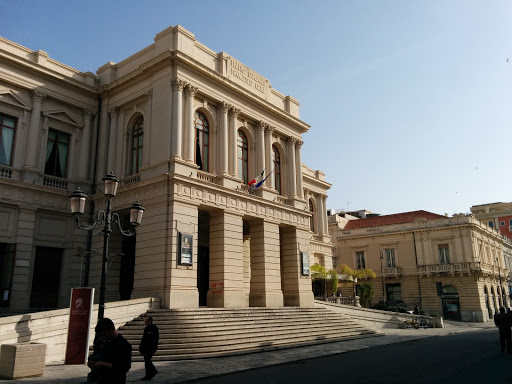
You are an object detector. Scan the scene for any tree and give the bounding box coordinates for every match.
[311,264,338,300]
[359,283,375,308]
[336,264,376,305]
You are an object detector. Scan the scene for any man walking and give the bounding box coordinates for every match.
[494,307,512,353]
[139,316,159,380]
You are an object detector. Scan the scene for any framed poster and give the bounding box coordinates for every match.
[65,287,94,364]
[178,232,193,266]
[300,251,310,276]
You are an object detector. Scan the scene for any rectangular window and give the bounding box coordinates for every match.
[44,129,69,178]
[385,248,396,267]
[438,244,450,264]
[500,221,505,226]
[386,283,402,302]
[356,251,365,269]
[0,114,16,166]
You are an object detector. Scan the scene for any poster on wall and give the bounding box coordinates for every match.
[300,251,310,276]
[179,232,193,266]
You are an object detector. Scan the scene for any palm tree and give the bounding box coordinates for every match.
[311,264,338,300]
[336,264,376,305]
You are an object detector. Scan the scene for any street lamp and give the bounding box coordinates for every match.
[69,172,145,320]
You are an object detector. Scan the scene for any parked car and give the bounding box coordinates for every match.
[372,300,413,314]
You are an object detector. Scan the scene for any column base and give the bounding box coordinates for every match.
[249,291,284,307]
[207,290,246,308]
[283,292,314,307]
[169,289,199,308]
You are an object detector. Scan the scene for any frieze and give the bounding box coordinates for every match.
[0,183,68,210]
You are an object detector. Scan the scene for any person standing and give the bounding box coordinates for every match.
[494,307,512,353]
[139,316,159,380]
[88,317,132,384]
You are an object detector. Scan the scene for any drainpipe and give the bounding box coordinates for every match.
[413,231,422,308]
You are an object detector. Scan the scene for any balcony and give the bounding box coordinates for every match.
[42,175,68,190]
[417,262,509,277]
[383,266,400,278]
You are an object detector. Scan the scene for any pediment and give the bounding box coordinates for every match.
[43,109,81,127]
[0,88,31,110]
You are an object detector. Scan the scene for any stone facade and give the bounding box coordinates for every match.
[0,26,332,313]
[328,211,511,322]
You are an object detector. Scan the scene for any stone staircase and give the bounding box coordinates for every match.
[118,307,381,361]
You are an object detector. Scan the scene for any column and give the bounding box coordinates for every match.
[315,194,324,235]
[219,102,229,175]
[107,107,119,174]
[171,78,185,159]
[184,85,198,163]
[96,98,109,183]
[287,137,297,197]
[256,121,266,177]
[228,106,240,177]
[142,89,153,168]
[24,91,46,170]
[79,110,95,180]
[249,220,284,307]
[281,227,314,307]
[321,195,328,235]
[264,125,275,188]
[295,140,304,198]
[208,212,245,307]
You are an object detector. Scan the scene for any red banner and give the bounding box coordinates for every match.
[65,288,94,364]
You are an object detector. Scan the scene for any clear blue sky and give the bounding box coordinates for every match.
[2,1,511,216]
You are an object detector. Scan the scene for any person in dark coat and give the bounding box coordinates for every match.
[494,307,512,353]
[88,317,132,384]
[139,316,159,380]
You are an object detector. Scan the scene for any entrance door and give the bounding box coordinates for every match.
[0,243,15,307]
[197,246,209,306]
[30,247,62,308]
[441,285,461,320]
[119,234,136,300]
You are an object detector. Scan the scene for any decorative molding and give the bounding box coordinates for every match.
[229,106,240,118]
[108,107,120,116]
[265,125,275,135]
[32,90,47,103]
[171,78,186,91]
[185,84,198,97]
[220,101,229,113]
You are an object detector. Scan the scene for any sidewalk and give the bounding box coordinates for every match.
[0,321,496,384]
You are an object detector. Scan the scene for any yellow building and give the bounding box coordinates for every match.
[328,210,511,322]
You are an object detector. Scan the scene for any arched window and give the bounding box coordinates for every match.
[309,199,315,232]
[131,116,143,174]
[194,111,209,171]
[488,221,494,228]
[237,130,248,183]
[509,218,512,227]
[272,145,281,194]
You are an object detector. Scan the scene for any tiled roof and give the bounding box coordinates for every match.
[343,210,448,230]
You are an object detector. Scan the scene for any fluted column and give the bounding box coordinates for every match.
[171,78,185,159]
[184,84,198,163]
[107,108,119,174]
[264,125,274,188]
[142,89,153,168]
[25,91,46,170]
[295,140,304,198]
[228,106,240,177]
[288,137,297,197]
[315,194,323,235]
[219,102,229,175]
[79,110,95,180]
[256,121,266,177]
[321,195,328,235]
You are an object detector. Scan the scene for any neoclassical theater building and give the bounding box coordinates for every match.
[0,26,334,313]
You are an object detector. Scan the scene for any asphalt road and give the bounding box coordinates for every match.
[188,329,511,384]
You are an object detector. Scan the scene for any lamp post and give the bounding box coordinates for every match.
[69,172,144,320]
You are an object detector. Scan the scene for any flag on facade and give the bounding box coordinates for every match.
[248,169,265,187]
[255,170,274,189]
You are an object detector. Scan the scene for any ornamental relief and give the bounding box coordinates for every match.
[175,182,308,228]
[0,183,68,210]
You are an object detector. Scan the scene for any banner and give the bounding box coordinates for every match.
[65,287,94,364]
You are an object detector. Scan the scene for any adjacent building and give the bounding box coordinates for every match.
[0,25,333,313]
[328,210,511,322]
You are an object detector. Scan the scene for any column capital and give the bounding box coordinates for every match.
[145,88,153,97]
[108,107,120,116]
[296,140,304,148]
[172,77,186,91]
[289,136,298,146]
[265,125,276,135]
[229,106,241,117]
[185,84,198,97]
[32,90,47,103]
[82,109,96,120]
[220,101,229,113]
[257,120,268,131]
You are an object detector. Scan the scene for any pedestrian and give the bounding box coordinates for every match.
[413,305,420,315]
[139,316,159,381]
[87,317,132,383]
[494,307,512,353]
